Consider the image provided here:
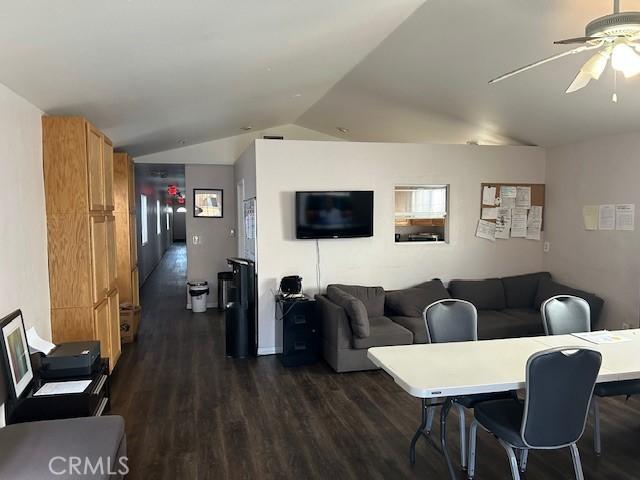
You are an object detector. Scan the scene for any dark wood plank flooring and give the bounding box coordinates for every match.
[111,244,640,479]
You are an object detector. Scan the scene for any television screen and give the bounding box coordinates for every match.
[296,191,374,239]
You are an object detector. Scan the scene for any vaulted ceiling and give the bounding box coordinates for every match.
[1,0,639,155]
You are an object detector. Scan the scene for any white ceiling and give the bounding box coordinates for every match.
[0,0,424,156]
[299,0,640,146]
[2,0,640,153]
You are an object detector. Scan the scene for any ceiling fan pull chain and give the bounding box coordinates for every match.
[612,70,618,103]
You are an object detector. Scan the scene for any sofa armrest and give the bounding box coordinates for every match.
[315,294,352,349]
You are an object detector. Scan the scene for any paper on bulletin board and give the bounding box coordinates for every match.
[515,186,531,209]
[582,206,599,230]
[615,204,635,231]
[476,219,496,241]
[495,207,511,239]
[598,204,615,230]
[482,186,497,206]
[526,206,543,240]
[481,207,497,220]
[510,208,528,237]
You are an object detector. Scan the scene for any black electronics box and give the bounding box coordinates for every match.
[40,341,101,379]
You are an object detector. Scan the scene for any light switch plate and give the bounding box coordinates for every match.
[192,235,201,245]
[543,241,550,253]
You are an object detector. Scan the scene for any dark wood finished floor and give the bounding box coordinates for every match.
[111,244,640,479]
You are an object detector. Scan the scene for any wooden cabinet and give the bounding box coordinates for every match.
[113,153,140,305]
[43,116,120,371]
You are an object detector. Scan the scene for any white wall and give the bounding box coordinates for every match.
[0,83,50,338]
[545,133,640,330]
[136,124,342,166]
[185,164,236,307]
[254,140,546,354]
[234,143,257,259]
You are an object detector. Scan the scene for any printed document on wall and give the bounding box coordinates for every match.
[515,186,531,209]
[476,219,496,241]
[481,207,497,220]
[500,186,517,209]
[598,204,615,230]
[582,206,599,230]
[615,204,635,231]
[526,206,543,240]
[495,207,511,239]
[510,208,528,237]
[482,186,497,206]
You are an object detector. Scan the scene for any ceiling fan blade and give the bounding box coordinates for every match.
[566,71,592,93]
[489,44,602,84]
[554,36,601,45]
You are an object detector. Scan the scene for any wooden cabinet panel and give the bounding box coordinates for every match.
[51,307,94,344]
[129,213,138,266]
[131,268,140,306]
[94,300,111,363]
[108,290,121,367]
[128,161,135,213]
[106,215,117,290]
[42,117,89,214]
[87,126,104,211]
[103,140,114,211]
[47,213,92,308]
[90,216,108,303]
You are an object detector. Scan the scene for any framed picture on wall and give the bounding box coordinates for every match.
[193,189,223,218]
[0,310,34,400]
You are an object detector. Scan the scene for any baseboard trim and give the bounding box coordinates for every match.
[257,346,281,356]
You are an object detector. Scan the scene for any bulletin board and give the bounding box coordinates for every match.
[480,183,546,230]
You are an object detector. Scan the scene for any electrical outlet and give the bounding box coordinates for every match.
[622,322,631,330]
[192,235,201,245]
[543,242,550,253]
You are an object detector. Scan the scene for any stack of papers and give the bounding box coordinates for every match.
[34,380,92,397]
[571,331,631,345]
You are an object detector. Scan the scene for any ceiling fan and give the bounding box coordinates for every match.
[490,0,640,100]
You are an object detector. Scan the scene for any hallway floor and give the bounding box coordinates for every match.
[110,244,640,480]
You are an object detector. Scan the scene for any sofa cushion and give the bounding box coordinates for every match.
[448,279,506,310]
[477,310,543,340]
[501,272,552,309]
[352,316,413,349]
[0,416,126,480]
[533,279,604,326]
[385,279,450,317]
[329,284,386,317]
[501,308,544,334]
[326,286,370,338]
[389,316,428,343]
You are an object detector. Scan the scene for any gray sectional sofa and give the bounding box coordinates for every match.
[316,272,604,373]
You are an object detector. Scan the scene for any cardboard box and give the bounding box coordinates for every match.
[120,303,141,343]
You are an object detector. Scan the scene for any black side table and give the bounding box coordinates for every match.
[276,295,319,367]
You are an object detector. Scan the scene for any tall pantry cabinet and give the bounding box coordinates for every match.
[113,153,139,306]
[43,117,121,370]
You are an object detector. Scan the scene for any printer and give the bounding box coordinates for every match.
[40,341,101,379]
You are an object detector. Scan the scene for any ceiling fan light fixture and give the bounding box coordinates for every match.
[611,42,640,77]
[582,50,611,79]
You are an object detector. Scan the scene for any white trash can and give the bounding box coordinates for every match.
[188,280,209,313]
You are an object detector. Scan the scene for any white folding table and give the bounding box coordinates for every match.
[367,330,640,480]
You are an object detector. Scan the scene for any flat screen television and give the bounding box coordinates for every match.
[295,191,374,239]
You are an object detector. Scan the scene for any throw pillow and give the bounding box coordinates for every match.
[327,286,370,338]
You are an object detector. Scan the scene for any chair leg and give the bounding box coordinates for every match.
[467,419,478,479]
[569,443,585,480]
[519,449,528,473]
[454,403,467,469]
[498,439,522,480]
[592,397,602,455]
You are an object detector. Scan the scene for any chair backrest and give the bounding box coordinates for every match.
[521,347,601,448]
[423,299,477,343]
[541,295,591,335]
